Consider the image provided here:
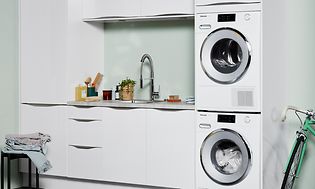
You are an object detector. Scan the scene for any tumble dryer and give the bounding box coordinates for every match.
[196,112,261,189]
[195,3,261,112]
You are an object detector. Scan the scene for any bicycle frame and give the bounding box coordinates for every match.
[286,117,315,177]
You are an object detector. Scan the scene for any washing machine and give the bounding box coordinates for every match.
[195,4,262,112]
[196,112,261,189]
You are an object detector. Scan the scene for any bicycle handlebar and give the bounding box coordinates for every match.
[281,105,315,122]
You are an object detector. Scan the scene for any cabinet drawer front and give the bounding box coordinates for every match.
[68,145,104,180]
[67,106,104,120]
[67,119,104,147]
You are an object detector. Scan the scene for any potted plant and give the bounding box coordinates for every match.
[119,78,136,101]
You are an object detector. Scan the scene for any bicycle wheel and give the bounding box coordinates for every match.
[281,135,305,189]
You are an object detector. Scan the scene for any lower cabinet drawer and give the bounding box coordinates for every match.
[67,119,103,147]
[68,145,104,180]
[67,106,104,120]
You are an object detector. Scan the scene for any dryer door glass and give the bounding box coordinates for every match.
[211,39,243,74]
[200,28,251,84]
[200,129,251,185]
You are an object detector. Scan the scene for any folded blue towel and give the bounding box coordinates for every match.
[4,132,52,173]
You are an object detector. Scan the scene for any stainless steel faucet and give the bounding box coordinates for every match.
[140,54,159,101]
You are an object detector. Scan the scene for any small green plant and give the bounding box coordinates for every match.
[119,78,136,88]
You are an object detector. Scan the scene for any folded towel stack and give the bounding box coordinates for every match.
[5,132,51,153]
[3,132,52,173]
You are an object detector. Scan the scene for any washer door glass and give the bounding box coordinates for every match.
[200,129,251,185]
[200,28,251,84]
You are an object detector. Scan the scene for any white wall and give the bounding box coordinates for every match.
[0,0,21,187]
[103,20,194,101]
[262,0,315,188]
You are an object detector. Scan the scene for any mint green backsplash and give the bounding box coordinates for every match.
[0,0,20,187]
[103,20,194,100]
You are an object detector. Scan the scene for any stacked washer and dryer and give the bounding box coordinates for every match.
[195,0,289,188]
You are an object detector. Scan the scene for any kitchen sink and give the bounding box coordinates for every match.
[119,99,165,104]
[132,100,154,104]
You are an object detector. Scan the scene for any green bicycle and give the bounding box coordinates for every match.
[280,106,315,189]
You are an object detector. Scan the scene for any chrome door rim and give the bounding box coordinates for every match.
[200,28,251,84]
[200,129,252,185]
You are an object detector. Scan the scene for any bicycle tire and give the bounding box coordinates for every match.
[281,135,305,189]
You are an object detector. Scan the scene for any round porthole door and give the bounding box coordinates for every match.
[200,28,251,84]
[200,129,251,185]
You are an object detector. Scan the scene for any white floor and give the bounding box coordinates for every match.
[22,174,176,189]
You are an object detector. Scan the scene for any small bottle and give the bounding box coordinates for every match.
[75,85,87,101]
[115,85,120,100]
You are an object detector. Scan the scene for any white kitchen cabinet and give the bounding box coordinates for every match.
[67,119,104,147]
[20,104,67,177]
[82,0,141,18]
[67,105,104,121]
[146,109,195,189]
[102,108,146,184]
[66,106,105,180]
[20,0,67,104]
[82,0,194,20]
[20,0,104,103]
[141,0,194,16]
[66,0,105,100]
[68,145,104,180]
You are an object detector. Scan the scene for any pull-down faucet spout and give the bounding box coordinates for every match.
[140,54,159,101]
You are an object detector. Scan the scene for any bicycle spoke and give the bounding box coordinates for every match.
[282,136,304,189]
[286,141,302,188]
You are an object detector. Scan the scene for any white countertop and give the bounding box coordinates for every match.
[68,100,195,110]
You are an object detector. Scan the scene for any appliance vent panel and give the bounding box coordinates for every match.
[237,91,253,107]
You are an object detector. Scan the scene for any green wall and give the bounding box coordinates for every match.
[285,1,315,188]
[0,0,20,187]
[103,20,194,100]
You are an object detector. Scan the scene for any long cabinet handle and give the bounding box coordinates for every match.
[68,118,101,122]
[69,145,101,150]
[22,103,66,107]
[150,13,193,17]
[196,1,260,6]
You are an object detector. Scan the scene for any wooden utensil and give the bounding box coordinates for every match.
[92,72,103,90]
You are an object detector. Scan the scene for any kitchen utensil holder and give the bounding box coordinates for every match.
[87,87,98,97]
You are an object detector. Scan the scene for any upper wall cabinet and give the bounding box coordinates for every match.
[141,0,194,16]
[195,0,261,6]
[82,0,194,21]
[20,0,105,103]
[20,0,67,104]
[82,0,141,18]
[66,0,105,101]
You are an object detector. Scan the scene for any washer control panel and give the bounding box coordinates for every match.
[197,112,259,129]
[199,24,211,30]
[217,114,236,123]
[244,116,251,123]
[199,123,211,128]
